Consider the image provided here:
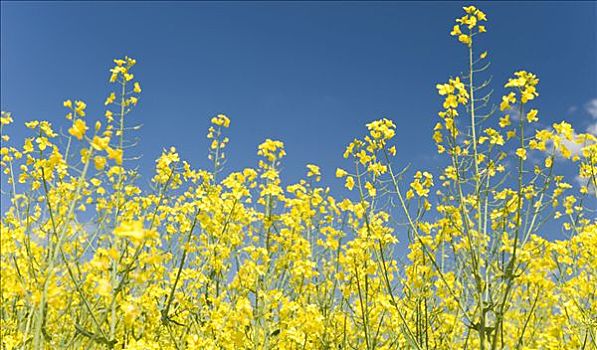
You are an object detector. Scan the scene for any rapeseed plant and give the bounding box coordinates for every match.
[1,5,595,350]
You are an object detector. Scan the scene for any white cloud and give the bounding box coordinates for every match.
[567,105,578,115]
[587,122,597,136]
[554,124,593,160]
[583,98,597,137]
[561,138,584,157]
[585,99,597,119]
[506,107,522,121]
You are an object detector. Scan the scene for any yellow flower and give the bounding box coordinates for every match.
[464,15,477,29]
[336,168,348,178]
[452,6,487,44]
[94,156,107,170]
[80,148,90,163]
[526,109,538,123]
[476,9,487,21]
[75,100,87,117]
[63,99,73,109]
[104,92,116,105]
[388,145,397,156]
[458,34,471,45]
[0,112,12,126]
[365,181,376,197]
[505,71,539,104]
[366,118,396,140]
[463,5,476,14]
[499,114,511,128]
[553,121,574,140]
[40,121,57,137]
[436,83,454,96]
[121,300,140,325]
[91,136,110,151]
[36,137,50,151]
[544,156,553,168]
[133,82,142,93]
[345,176,355,191]
[500,92,516,111]
[25,121,39,129]
[211,114,231,128]
[68,119,88,140]
[23,138,34,154]
[107,147,123,165]
[257,139,285,162]
[114,220,158,242]
[484,128,504,145]
[306,164,320,178]
[515,148,527,160]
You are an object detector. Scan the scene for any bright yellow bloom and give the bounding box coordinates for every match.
[211,114,231,128]
[345,176,355,190]
[458,34,471,45]
[365,181,376,197]
[74,100,87,117]
[499,114,511,128]
[104,92,116,105]
[388,145,397,156]
[114,220,158,242]
[505,71,539,103]
[526,109,538,123]
[463,5,476,14]
[545,156,553,168]
[476,9,487,21]
[68,119,88,140]
[500,92,516,111]
[25,121,39,129]
[336,168,348,178]
[91,136,110,151]
[22,138,34,153]
[257,139,285,162]
[306,164,320,178]
[94,156,107,170]
[107,147,123,165]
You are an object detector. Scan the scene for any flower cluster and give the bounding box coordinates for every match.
[450,6,487,46]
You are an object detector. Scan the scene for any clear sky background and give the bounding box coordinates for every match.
[1,1,596,240]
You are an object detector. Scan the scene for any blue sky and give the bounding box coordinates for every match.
[1,2,596,238]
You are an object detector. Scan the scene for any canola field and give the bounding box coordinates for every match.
[1,5,595,350]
